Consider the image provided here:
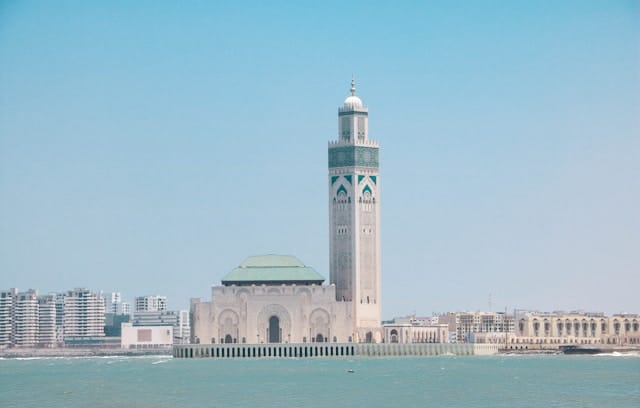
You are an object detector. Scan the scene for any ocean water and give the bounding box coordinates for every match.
[1,354,639,407]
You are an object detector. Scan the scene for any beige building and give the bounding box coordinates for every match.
[121,322,173,349]
[511,311,640,349]
[191,255,353,344]
[383,322,449,344]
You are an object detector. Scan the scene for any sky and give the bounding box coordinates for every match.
[1,1,638,318]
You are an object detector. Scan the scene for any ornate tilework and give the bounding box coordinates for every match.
[328,146,379,168]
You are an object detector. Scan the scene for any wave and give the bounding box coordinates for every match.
[594,351,640,357]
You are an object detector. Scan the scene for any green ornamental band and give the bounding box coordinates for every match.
[328,145,379,168]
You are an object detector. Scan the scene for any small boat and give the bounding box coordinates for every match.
[346,369,355,373]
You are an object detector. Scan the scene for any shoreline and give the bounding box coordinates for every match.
[2,345,639,359]
[0,347,172,359]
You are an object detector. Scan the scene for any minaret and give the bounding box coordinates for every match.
[328,80,381,342]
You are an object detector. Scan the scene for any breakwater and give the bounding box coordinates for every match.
[173,342,499,358]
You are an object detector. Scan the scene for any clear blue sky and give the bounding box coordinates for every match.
[1,1,638,318]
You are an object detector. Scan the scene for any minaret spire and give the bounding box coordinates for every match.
[350,77,356,96]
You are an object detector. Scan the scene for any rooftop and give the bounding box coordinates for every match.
[221,255,325,286]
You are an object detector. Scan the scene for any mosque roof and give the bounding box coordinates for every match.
[221,255,326,286]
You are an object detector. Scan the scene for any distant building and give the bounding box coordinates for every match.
[438,311,514,343]
[382,316,449,344]
[104,313,131,337]
[174,310,190,345]
[62,288,105,341]
[108,292,131,315]
[131,309,190,344]
[121,323,173,349]
[0,289,17,347]
[135,295,167,312]
[14,289,39,347]
[37,294,57,347]
[0,288,60,348]
[511,311,640,350]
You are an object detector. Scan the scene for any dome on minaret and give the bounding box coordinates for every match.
[343,78,363,110]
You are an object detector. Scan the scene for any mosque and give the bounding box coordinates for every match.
[191,81,383,344]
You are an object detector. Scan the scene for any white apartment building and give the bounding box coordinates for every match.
[175,310,191,344]
[63,288,105,339]
[135,295,167,312]
[439,311,515,343]
[0,289,17,347]
[108,292,131,315]
[37,294,58,347]
[14,289,39,347]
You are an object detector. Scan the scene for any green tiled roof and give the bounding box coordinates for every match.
[221,255,325,286]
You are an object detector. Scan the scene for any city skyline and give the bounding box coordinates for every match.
[1,2,638,318]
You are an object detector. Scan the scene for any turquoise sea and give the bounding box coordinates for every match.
[1,354,639,407]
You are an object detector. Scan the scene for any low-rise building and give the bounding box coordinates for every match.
[511,311,640,349]
[121,323,173,349]
[382,316,449,344]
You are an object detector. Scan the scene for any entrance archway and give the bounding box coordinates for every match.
[268,316,281,343]
[224,334,232,344]
[315,334,324,343]
[366,331,373,343]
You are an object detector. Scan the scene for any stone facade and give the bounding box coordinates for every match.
[383,323,449,344]
[328,80,382,342]
[191,279,353,344]
[510,311,640,349]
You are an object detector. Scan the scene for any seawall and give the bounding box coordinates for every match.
[173,343,499,359]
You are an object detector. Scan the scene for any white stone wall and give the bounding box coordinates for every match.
[191,284,354,345]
